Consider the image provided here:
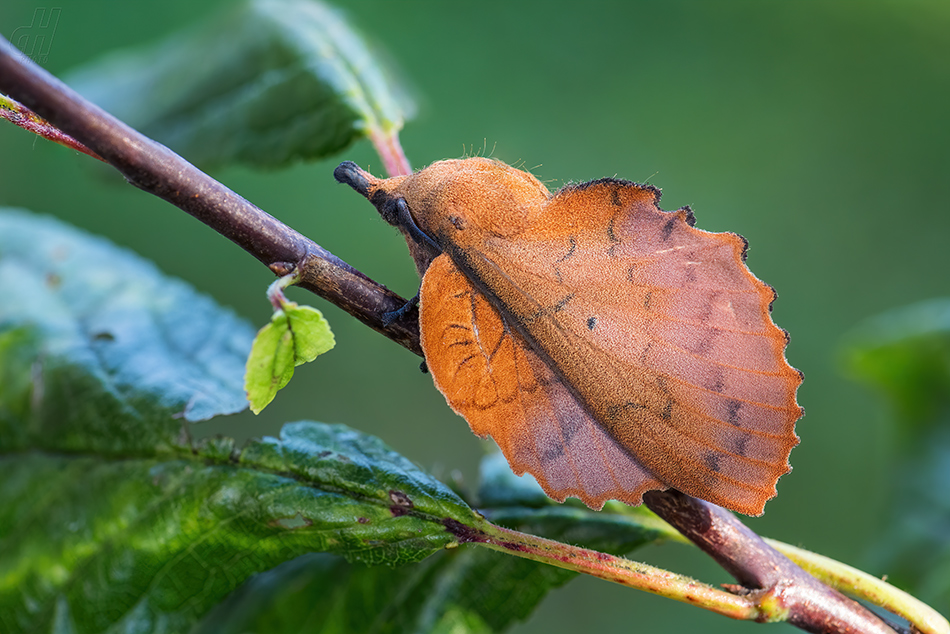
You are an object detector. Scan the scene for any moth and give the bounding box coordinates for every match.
[336,157,803,515]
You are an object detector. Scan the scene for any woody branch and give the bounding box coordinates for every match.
[0,36,900,634]
[0,37,422,356]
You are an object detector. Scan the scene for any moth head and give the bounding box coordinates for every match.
[334,160,439,276]
[336,158,550,247]
[334,161,406,225]
[398,158,550,244]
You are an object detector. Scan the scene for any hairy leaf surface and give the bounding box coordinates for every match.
[0,209,253,452]
[0,422,480,634]
[192,454,676,634]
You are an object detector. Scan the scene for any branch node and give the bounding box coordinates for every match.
[269,261,296,276]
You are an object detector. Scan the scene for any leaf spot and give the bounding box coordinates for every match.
[272,513,312,529]
[389,489,414,516]
[442,517,485,544]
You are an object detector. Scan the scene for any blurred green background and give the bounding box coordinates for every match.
[2,1,948,631]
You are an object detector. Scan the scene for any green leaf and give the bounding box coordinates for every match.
[282,303,335,362]
[0,209,253,453]
[0,421,480,634]
[245,303,335,414]
[191,454,677,634]
[66,0,414,169]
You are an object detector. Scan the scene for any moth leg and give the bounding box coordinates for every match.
[380,198,441,327]
[381,290,420,326]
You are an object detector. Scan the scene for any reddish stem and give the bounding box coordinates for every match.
[453,517,761,621]
[369,126,412,177]
[1,93,103,161]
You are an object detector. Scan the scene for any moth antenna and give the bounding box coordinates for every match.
[394,198,442,255]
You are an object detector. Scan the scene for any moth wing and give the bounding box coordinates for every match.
[420,254,666,508]
[470,181,802,515]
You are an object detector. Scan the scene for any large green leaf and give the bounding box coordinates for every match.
[0,209,253,453]
[0,422,480,634]
[0,211,474,633]
[66,0,413,169]
[191,454,676,634]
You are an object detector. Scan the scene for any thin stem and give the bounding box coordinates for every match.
[0,37,422,356]
[766,539,949,634]
[447,517,761,622]
[1,93,103,161]
[369,126,412,177]
[266,271,299,312]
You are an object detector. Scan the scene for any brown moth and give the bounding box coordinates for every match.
[335,157,803,516]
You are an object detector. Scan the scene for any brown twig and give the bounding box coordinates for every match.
[0,36,919,634]
[643,490,898,633]
[0,38,422,356]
